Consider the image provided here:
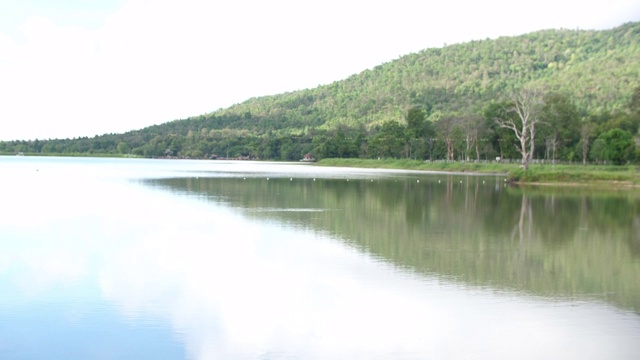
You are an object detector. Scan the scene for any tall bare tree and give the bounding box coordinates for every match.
[460,115,483,161]
[495,89,542,170]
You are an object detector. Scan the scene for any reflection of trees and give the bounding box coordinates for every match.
[511,193,534,289]
[632,216,640,256]
[147,177,640,314]
[513,193,533,246]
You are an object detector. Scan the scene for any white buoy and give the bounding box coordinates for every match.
[290,178,293,181]
[417,180,420,183]
[267,177,269,180]
[438,180,441,183]
[313,178,316,181]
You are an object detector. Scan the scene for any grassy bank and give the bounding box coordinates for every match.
[316,159,640,186]
[509,164,640,185]
[317,158,514,173]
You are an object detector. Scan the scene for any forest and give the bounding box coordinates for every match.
[1,22,639,165]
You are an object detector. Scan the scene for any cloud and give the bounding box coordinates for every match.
[0,0,638,140]
[96,206,638,360]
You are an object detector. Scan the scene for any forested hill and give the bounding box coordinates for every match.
[218,21,638,131]
[2,21,639,161]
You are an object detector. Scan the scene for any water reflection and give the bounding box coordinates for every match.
[148,176,640,314]
[96,199,640,360]
[1,157,639,359]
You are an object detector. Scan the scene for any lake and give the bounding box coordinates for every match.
[1,156,639,359]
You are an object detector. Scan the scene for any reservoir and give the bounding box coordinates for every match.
[1,156,639,359]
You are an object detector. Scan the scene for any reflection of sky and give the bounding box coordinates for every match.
[1,157,640,359]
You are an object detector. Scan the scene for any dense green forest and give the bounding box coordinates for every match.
[2,22,639,164]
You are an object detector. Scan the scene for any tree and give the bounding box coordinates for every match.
[460,115,483,161]
[405,107,426,159]
[598,128,635,165]
[436,117,459,161]
[628,86,640,121]
[601,113,639,135]
[579,120,598,165]
[368,121,407,158]
[484,102,517,161]
[354,127,368,158]
[495,89,543,170]
[312,134,335,160]
[540,93,579,163]
[117,141,130,154]
[330,127,358,158]
[423,120,437,161]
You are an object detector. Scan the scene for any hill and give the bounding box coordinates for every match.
[2,21,639,162]
[217,21,638,131]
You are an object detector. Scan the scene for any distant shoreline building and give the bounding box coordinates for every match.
[300,153,315,162]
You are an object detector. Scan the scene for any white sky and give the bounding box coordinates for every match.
[0,0,639,141]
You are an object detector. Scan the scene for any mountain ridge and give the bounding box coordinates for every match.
[205,23,640,134]
[1,21,639,160]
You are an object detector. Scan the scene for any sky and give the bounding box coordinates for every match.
[0,0,639,141]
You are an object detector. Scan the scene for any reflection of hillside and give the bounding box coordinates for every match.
[147,177,640,313]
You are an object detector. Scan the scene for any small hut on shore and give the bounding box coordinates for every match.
[300,153,315,162]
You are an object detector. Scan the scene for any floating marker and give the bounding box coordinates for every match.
[290,178,293,181]
[267,177,269,180]
[313,178,316,181]
[417,180,420,183]
[438,180,441,183]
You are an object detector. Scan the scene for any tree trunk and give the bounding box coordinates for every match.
[518,131,530,170]
[528,124,536,164]
[582,138,590,166]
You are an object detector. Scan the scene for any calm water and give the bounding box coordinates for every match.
[1,156,639,359]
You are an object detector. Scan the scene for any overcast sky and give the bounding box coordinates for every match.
[1,0,639,141]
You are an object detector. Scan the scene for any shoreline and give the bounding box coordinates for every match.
[314,158,640,188]
[5,154,640,187]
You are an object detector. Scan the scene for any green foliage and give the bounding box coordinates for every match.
[539,93,580,161]
[405,107,426,138]
[1,22,639,162]
[598,128,636,164]
[116,141,130,154]
[368,121,407,158]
